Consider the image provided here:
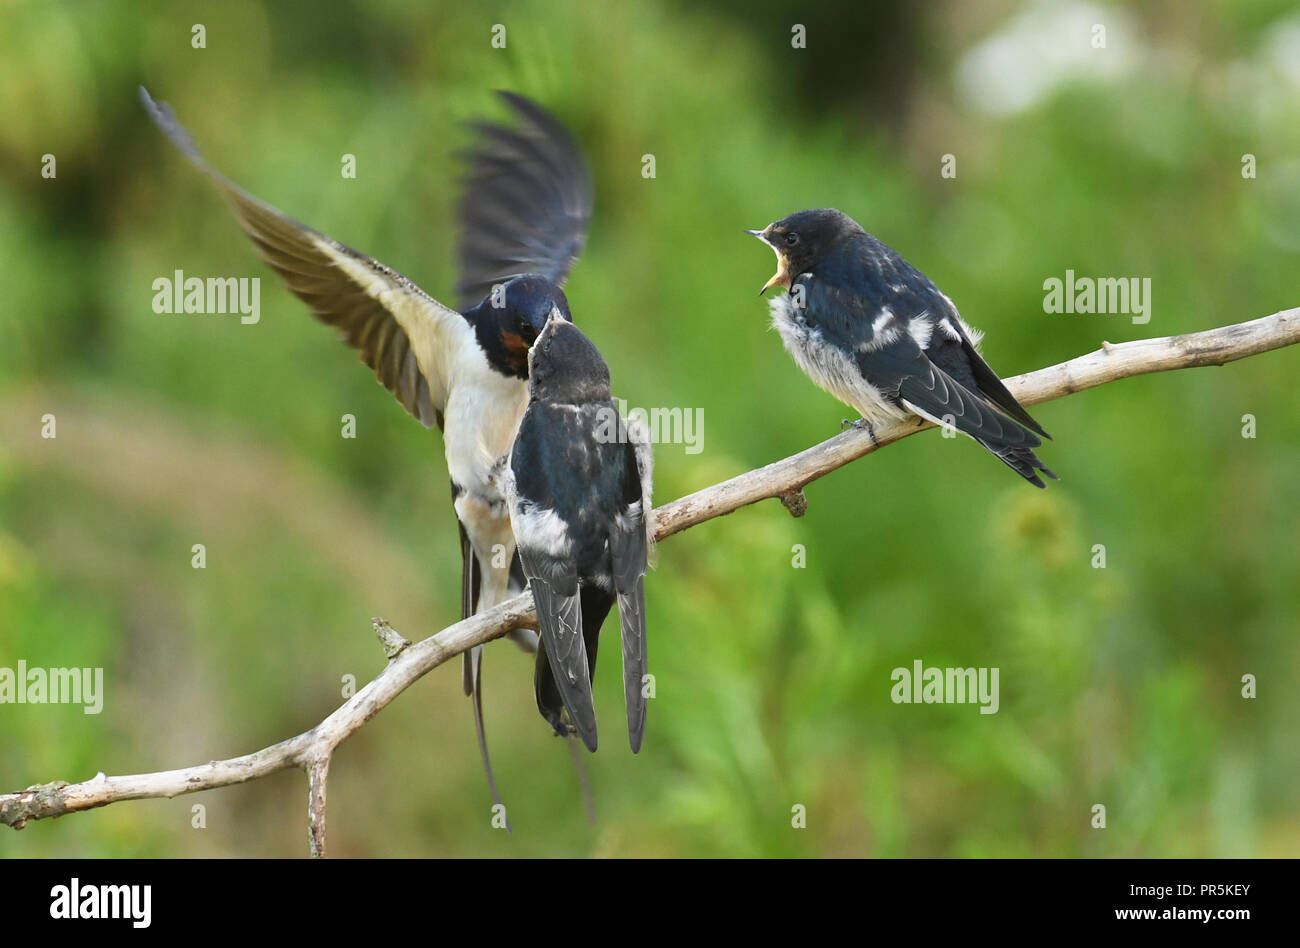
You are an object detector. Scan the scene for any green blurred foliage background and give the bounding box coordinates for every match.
[1,0,1297,857]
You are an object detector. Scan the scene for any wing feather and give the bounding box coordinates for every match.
[856,337,1041,448]
[522,558,598,752]
[456,92,593,309]
[611,423,652,752]
[140,86,469,430]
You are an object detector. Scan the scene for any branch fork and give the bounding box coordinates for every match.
[2,307,1296,853]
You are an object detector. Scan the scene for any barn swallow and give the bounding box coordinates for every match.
[501,319,653,753]
[140,88,594,823]
[747,209,1056,486]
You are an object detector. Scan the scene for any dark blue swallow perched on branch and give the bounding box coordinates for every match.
[747,209,1056,487]
[500,319,653,753]
[140,88,595,823]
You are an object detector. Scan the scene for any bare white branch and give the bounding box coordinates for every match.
[3,306,1296,852]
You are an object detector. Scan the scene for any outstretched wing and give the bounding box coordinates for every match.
[141,87,472,430]
[456,92,593,310]
[609,418,653,754]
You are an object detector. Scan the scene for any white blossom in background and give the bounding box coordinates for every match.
[955,0,1138,116]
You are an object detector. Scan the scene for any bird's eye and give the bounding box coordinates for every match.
[784,233,800,247]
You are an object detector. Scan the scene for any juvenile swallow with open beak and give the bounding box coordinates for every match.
[747,209,1056,486]
[141,88,594,822]
[501,318,653,753]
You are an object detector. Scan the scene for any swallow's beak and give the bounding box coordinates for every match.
[760,267,792,295]
[529,312,559,361]
[748,227,790,295]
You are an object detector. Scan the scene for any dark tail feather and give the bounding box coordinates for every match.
[455,502,506,826]
[534,638,569,737]
[456,511,479,694]
[532,586,609,750]
[469,647,510,832]
[978,438,1058,488]
[962,338,1051,439]
[579,585,612,686]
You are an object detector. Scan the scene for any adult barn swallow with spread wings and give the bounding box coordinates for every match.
[141,88,594,824]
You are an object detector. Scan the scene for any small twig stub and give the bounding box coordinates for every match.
[372,617,411,659]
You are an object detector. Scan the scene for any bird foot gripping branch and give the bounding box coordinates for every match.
[841,417,879,445]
